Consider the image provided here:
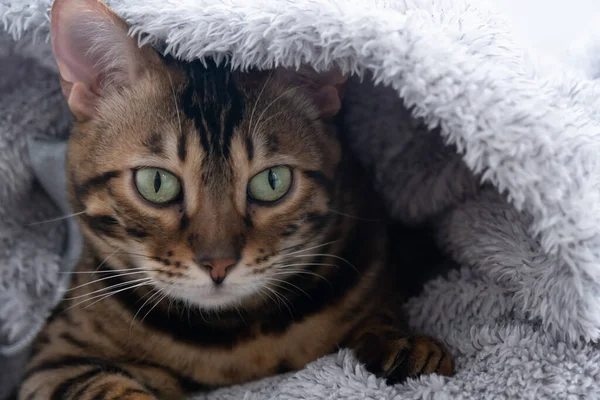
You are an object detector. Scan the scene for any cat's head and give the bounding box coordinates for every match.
[51,0,356,311]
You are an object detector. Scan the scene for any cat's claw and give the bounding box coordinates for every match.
[383,335,454,385]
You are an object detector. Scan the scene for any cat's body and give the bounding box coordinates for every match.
[24,196,390,398]
[19,0,453,398]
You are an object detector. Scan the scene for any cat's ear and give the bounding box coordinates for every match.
[276,66,349,118]
[50,0,161,121]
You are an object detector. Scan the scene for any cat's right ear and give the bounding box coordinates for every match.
[275,66,349,119]
[50,0,160,121]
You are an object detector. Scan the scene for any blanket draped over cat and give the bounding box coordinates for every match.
[1,0,600,399]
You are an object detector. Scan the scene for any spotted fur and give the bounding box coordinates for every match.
[19,1,453,398]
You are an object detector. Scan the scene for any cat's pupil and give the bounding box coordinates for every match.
[268,169,277,190]
[154,171,161,193]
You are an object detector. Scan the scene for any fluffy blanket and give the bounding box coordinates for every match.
[2,0,600,398]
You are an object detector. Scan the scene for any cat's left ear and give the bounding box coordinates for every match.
[276,66,349,118]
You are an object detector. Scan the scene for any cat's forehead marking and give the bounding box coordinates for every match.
[171,57,245,163]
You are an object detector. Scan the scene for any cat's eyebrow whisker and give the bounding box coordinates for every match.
[251,84,304,138]
[65,277,153,299]
[27,211,86,226]
[166,71,183,138]
[291,253,358,273]
[327,208,382,222]
[254,111,284,136]
[248,73,271,137]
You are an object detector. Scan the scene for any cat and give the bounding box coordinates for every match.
[18,0,454,398]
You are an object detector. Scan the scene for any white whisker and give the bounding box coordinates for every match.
[61,267,155,275]
[263,285,294,318]
[262,277,312,300]
[130,288,162,331]
[270,270,333,287]
[252,84,303,137]
[141,290,170,324]
[327,208,381,222]
[198,305,210,324]
[282,240,340,256]
[253,287,268,306]
[27,211,86,226]
[94,248,122,272]
[259,287,281,312]
[254,111,284,135]
[291,253,358,273]
[277,262,339,269]
[167,71,183,138]
[67,270,151,292]
[81,281,153,310]
[248,73,272,135]
[65,277,153,300]
[234,302,247,325]
[63,280,152,312]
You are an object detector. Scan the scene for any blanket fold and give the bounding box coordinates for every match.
[2,0,600,398]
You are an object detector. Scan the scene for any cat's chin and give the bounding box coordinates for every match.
[157,281,260,311]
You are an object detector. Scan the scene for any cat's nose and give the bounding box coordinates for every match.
[200,258,237,285]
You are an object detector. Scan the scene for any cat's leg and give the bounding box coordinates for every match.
[18,329,186,400]
[346,312,454,385]
[19,362,158,400]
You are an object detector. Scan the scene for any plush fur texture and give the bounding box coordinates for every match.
[2,0,600,398]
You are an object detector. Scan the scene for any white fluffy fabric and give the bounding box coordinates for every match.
[2,0,600,398]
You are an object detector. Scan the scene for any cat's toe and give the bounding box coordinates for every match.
[383,335,454,384]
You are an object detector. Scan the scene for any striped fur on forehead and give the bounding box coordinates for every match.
[156,56,340,198]
[164,56,245,160]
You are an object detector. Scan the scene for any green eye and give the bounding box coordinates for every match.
[135,168,181,204]
[248,166,292,203]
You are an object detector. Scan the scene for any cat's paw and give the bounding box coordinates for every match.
[382,335,454,384]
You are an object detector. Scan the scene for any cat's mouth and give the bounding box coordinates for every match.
[152,274,262,310]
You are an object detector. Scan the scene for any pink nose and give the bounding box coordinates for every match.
[200,258,237,285]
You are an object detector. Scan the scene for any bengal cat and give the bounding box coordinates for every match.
[18,0,454,398]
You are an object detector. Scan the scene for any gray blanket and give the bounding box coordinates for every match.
[2,0,600,398]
